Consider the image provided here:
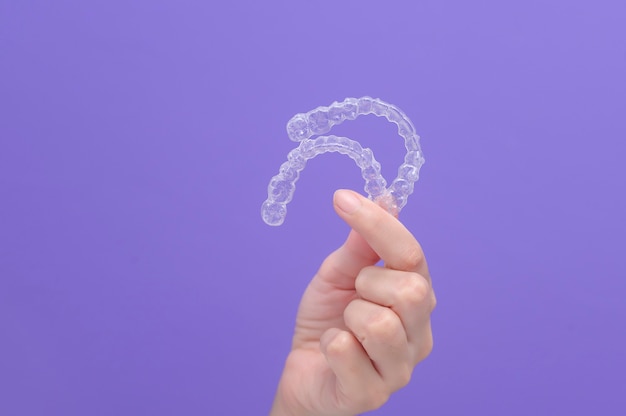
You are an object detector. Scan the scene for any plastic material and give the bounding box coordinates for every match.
[262,97,424,226]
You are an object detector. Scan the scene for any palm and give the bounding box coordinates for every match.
[276,231,381,414]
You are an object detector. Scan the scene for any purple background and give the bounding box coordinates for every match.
[1,1,625,415]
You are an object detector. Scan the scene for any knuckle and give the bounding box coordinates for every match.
[326,331,353,356]
[416,333,434,362]
[430,291,438,312]
[397,274,431,306]
[364,308,399,340]
[397,364,413,388]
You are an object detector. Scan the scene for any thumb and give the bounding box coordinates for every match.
[333,189,428,277]
[315,190,381,289]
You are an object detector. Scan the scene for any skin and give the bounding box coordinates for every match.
[270,189,436,416]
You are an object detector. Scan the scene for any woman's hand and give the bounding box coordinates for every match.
[271,189,436,416]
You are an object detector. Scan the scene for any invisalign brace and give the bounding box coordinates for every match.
[262,97,425,226]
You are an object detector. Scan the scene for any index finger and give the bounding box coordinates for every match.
[333,189,430,280]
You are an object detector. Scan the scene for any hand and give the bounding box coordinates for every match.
[271,189,436,416]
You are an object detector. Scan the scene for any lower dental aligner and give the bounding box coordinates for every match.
[262,97,425,226]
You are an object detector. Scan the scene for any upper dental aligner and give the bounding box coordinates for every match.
[286,97,420,151]
[262,97,425,226]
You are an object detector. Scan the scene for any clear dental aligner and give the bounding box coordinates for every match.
[262,97,425,226]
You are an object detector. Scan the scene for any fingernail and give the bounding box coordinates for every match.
[335,190,362,214]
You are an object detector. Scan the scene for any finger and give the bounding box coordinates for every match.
[333,190,430,281]
[316,229,379,290]
[320,328,389,412]
[415,319,435,363]
[355,266,436,361]
[343,299,412,391]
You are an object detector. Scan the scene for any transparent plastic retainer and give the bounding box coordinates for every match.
[261,97,425,226]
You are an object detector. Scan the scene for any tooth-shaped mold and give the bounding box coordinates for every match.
[307,110,332,136]
[263,97,425,226]
[286,115,310,142]
[327,106,345,123]
[262,136,386,226]
[357,97,375,114]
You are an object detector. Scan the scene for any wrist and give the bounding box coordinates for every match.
[270,373,310,416]
[269,394,292,416]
